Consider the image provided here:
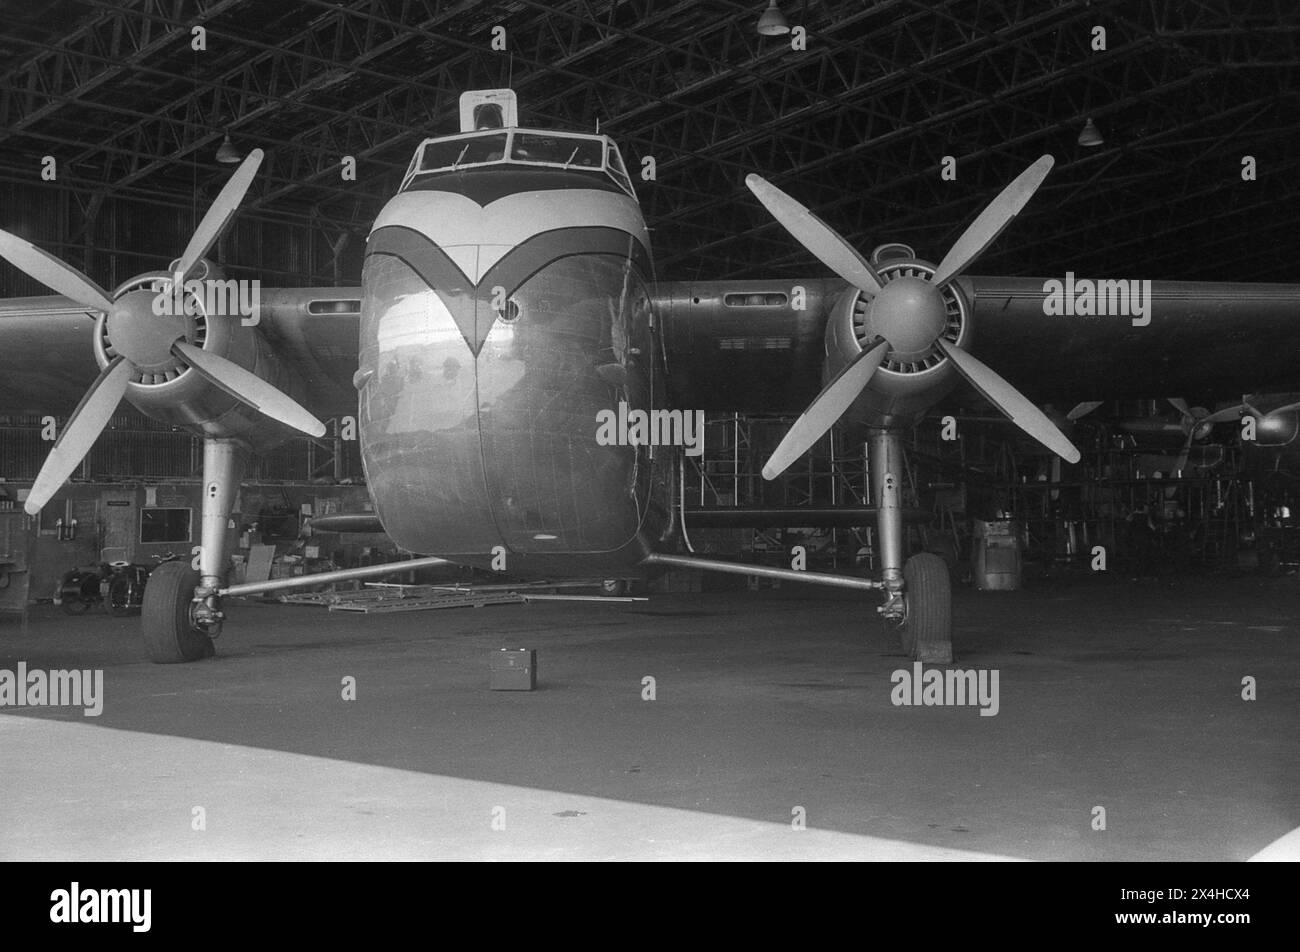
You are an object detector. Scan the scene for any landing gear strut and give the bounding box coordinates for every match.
[870,427,953,663]
[142,438,245,663]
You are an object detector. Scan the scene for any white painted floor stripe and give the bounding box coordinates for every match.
[0,716,1017,861]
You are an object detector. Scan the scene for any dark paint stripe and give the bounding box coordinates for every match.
[402,166,627,205]
[366,225,652,356]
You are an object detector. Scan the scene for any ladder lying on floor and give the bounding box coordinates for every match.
[278,581,644,613]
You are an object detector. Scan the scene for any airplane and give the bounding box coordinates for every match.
[3,88,1300,666]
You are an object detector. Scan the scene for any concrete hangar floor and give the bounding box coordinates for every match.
[1,574,1297,862]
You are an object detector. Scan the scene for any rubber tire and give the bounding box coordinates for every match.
[142,561,213,663]
[61,572,96,614]
[899,553,953,663]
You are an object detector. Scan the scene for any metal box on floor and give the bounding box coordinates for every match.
[972,519,1022,591]
[489,648,537,691]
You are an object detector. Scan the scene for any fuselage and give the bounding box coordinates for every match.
[357,124,674,576]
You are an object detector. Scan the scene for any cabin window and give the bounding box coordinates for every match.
[723,292,789,307]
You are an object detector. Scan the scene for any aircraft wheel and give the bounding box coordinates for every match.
[142,561,214,664]
[899,553,953,663]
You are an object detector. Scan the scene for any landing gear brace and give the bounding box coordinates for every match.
[141,433,951,665]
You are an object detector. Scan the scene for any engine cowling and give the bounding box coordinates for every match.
[1253,409,1300,446]
[90,262,304,449]
[823,252,972,427]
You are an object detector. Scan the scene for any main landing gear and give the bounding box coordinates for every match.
[869,428,953,663]
[142,561,214,662]
[142,438,244,663]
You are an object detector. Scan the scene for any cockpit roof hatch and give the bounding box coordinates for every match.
[459,89,518,132]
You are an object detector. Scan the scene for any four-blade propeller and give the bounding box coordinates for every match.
[1167,397,1252,472]
[748,155,1080,479]
[0,148,325,515]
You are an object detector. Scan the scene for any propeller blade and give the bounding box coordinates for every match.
[24,357,133,515]
[1174,428,1196,473]
[762,338,890,480]
[1066,400,1104,421]
[173,341,325,437]
[0,229,115,313]
[1203,404,1246,424]
[744,174,883,296]
[1226,397,1300,421]
[931,155,1055,286]
[174,148,265,281]
[1167,397,1192,420]
[936,339,1080,463]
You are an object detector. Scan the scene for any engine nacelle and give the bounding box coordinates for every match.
[1253,409,1300,446]
[823,254,972,427]
[91,263,303,450]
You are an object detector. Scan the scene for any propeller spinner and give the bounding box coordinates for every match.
[0,148,325,515]
[746,155,1080,479]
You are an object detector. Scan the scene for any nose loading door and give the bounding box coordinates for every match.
[359,251,502,557]
[476,253,644,554]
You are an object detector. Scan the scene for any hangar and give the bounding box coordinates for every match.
[0,0,1298,864]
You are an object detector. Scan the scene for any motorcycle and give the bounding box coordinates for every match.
[56,553,180,617]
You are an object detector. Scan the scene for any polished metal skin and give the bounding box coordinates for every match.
[358,139,674,578]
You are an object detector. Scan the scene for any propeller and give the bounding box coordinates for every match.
[174,149,264,282]
[744,174,884,296]
[1066,400,1104,421]
[936,339,1080,463]
[26,358,134,511]
[763,339,890,479]
[0,148,326,515]
[173,341,325,438]
[748,155,1079,479]
[1167,397,1245,472]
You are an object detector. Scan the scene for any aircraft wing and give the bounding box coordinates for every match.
[254,287,361,419]
[8,276,1299,420]
[0,296,102,415]
[653,278,838,413]
[956,276,1300,403]
[657,276,1300,412]
[0,288,361,419]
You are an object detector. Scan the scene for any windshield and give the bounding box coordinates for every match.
[510,133,603,168]
[419,133,508,172]
[405,129,635,197]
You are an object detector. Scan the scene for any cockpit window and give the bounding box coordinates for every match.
[606,145,633,193]
[511,133,603,168]
[419,133,509,172]
[404,130,636,197]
